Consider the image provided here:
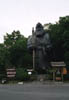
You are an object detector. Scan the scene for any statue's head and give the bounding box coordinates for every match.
[35,23,44,37]
[36,23,43,30]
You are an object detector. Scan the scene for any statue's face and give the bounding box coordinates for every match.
[35,23,44,37]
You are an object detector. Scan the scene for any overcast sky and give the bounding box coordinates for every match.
[0,0,69,43]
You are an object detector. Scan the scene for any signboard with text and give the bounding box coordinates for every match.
[6,68,16,78]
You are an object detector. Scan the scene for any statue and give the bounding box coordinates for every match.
[27,23,52,72]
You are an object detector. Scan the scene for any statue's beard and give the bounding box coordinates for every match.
[36,30,45,37]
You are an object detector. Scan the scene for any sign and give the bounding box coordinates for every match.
[28,72,32,75]
[6,68,16,78]
[27,69,33,75]
[56,77,61,81]
[62,68,67,75]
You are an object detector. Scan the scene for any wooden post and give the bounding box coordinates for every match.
[62,73,63,82]
[61,67,64,82]
[33,49,35,70]
[53,71,55,82]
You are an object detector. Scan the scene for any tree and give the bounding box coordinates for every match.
[45,16,69,65]
[4,30,24,48]
[0,44,6,79]
[4,30,32,69]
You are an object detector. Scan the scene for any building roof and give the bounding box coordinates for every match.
[51,62,66,67]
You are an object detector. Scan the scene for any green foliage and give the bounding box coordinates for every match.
[3,30,32,68]
[0,16,69,80]
[4,31,23,47]
[0,44,5,66]
[16,68,29,81]
[0,30,33,80]
[45,16,69,63]
[0,44,6,78]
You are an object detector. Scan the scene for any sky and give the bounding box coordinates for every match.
[0,0,69,43]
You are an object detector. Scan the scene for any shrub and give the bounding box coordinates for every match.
[16,68,29,81]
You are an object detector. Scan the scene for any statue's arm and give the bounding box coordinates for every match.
[44,33,52,50]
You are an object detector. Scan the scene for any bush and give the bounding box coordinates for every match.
[16,68,29,81]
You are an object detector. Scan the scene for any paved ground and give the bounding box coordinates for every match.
[0,82,69,100]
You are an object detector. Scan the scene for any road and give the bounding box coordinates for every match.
[0,82,69,100]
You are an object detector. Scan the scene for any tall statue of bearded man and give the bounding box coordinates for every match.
[27,23,52,71]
